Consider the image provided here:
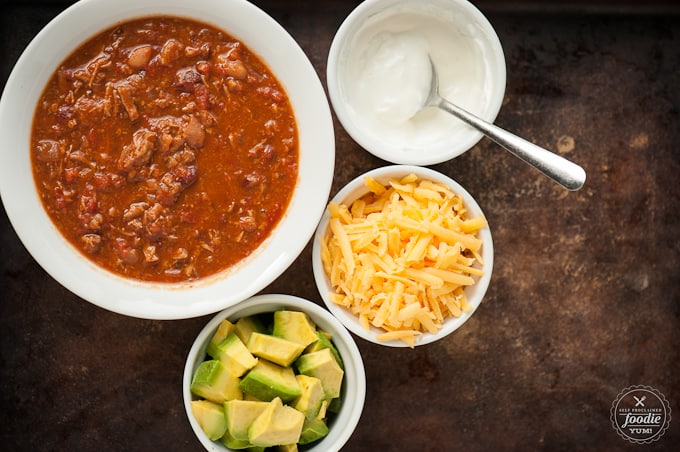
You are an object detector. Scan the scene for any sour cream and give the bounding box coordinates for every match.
[338,4,499,158]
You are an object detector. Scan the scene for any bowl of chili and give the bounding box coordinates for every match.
[0,0,335,319]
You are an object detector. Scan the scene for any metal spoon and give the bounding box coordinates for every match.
[423,57,586,191]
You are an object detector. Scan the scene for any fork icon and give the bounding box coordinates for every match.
[634,395,646,407]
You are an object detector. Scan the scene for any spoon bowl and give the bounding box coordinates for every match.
[424,57,586,191]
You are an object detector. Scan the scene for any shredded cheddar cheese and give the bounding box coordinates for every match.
[320,173,486,348]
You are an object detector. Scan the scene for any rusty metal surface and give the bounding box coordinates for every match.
[1,1,679,451]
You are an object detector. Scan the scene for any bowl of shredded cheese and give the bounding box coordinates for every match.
[312,165,493,347]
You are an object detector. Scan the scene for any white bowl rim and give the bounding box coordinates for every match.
[182,293,366,452]
[326,0,507,165]
[312,165,493,347]
[0,0,335,320]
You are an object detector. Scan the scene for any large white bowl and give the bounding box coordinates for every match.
[327,0,506,165]
[183,294,366,452]
[312,165,493,347]
[0,0,335,319]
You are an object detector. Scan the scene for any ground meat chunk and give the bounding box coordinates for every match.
[155,165,198,206]
[113,237,138,264]
[175,67,202,92]
[158,39,184,66]
[239,216,257,232]
[143,203,172,241]
[74,96,108,124]
[35,139,65,162]
[144,245,159,263]
[183,115,205,148]
[81,234,102,254]
[148,116,185,155]
[122,201,150,222]
[118,128,157,172]
[116,83,139,120]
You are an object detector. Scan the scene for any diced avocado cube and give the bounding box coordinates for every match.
[272,310,318,348]
[219,429,252,450]
[219,433,267,452]
[190,359,242,403]
[244,393,264,402]
[296,348,344,399]
[239,360,302,402]
[276,444,299,452]
[291,374,326,420]
[304,330,344,369]
[224,399,270,441]
[190,400,227,440]
[206,319,235,358]
[247,332,305,367]
[214,332,258,377]
[248,397,305,448]
[327,396,342,414]
[298,417,329,445]
[316,399,330,420]
[235,315,267,345]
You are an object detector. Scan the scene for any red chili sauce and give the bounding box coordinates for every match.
[31,16,299,282]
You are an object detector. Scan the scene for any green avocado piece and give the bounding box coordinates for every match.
[272,310,318,348]
[298,417,329,445]
[239,359,302,402]
[248,397,305,447]
[190,359,242,403]
[190,400,227,440]
[316,399,330,419]
[213,332,258,377]
[219,429,252,450]
[304,330,344,369]
[243,393,265,402]
[218,429,267,452]
[291,374,326,420]
[206,319,235,358]
[296,348,344,399]
[234,315,267,345]
[327,396,342,414]
[247,332,305,367]
[224,399,270,441]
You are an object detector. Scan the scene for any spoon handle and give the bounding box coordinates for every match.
[436,97,586,191]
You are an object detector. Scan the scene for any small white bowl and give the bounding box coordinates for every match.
[312,165,493,347]
[183,294,366,452]
[0,0,334,319]
[327,0,506,165]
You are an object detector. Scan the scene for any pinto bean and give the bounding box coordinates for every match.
[128,44,153,68]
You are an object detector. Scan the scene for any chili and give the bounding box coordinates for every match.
[31,16,299,282]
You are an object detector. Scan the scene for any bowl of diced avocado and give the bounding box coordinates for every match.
[183,293,366,451]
